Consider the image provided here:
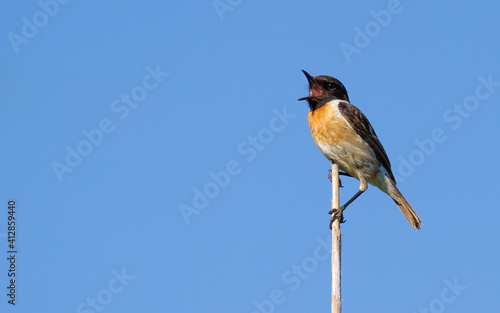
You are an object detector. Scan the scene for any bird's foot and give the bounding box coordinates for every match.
[329,206,346,229]
[328,169,343,188]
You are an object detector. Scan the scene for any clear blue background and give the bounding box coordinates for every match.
[1,0,499,312]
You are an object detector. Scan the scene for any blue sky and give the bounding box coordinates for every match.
[1,0,499,312]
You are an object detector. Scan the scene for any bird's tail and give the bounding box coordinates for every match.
[390,184,422,230]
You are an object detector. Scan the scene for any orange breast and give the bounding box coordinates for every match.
[307,101,378,178]
[308,103,352,148]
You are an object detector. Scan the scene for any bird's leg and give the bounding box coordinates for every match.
[329,179,368,229]
[328,169,354,187]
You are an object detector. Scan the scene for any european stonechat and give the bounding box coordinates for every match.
[299,70,421,230]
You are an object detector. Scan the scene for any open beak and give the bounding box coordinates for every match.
[301,70,314,83]
[298,70,320,101]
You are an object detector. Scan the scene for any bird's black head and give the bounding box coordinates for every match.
[298,70,349,111]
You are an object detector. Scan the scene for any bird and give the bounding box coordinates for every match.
[298,70,422,230]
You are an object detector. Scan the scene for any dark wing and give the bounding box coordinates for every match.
[338,101,395,181]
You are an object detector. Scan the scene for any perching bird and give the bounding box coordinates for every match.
[298,70,422,230]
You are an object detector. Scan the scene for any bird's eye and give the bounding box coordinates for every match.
[326,83,335,89]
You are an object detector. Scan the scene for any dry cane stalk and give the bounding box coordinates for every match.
[331,163,341,313]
